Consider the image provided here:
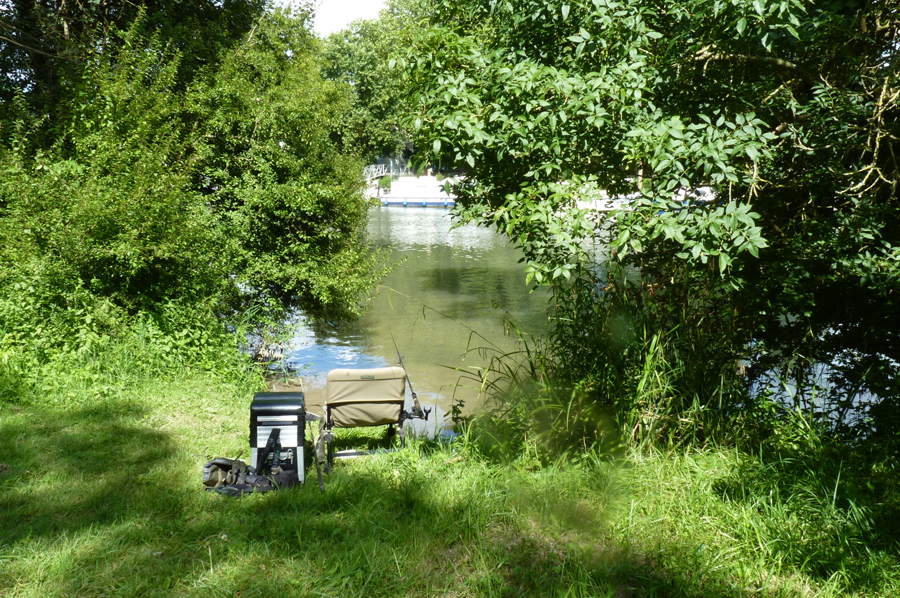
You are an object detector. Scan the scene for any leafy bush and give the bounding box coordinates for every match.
[189,10,386,321]
[407,0,900,447]
[0,27,224,314]
[0,10,385,389]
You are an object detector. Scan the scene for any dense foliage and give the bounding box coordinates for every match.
[407,0,900,444]
[0,0,268,126]
[0,4,382,367]
[190,12,384,321]
[321,0,424,162]
[322,18,409,161]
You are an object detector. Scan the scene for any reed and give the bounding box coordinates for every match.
[455,263,747,460]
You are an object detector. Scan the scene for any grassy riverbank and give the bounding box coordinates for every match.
[1,359,897,598]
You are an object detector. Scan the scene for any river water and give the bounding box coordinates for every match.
[282,207,552,432]
[278,208,878,435]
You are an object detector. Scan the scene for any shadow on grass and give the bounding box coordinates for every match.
[330,425,404,452]
[0,403,806,598]
[0,399,175,543]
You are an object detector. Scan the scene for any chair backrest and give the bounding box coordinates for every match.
[325,366,406,428]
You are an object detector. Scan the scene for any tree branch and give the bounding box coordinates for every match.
[695,47,815,83]
[0,34,64,59]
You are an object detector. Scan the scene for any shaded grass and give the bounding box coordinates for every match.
[0,366,897,597]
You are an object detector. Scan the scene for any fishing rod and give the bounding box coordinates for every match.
[390,331,430,421]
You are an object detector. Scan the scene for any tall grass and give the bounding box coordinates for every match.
[457,263,748,460]
[0,300,260,409]
[448,264,899,593]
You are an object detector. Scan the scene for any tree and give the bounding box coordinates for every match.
[0,23,231,342]
[0,7,384,356]
[191,9,385,319]
[407,0,900,435]
[321,0,425,161]
[0,0,268,126]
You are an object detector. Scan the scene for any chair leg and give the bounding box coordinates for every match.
[315,455,325,492]
[314,421,333,484]
[326,437,334,474]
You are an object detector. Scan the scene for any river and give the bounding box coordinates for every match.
[279,207,552,433]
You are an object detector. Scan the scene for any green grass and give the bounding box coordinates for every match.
[1,364,897,597]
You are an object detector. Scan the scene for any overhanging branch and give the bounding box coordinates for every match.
[695,46,815,83]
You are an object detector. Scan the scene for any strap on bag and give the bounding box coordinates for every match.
[255,427,281,475]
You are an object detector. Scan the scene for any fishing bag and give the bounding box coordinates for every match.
[202,456,300,496]
[202,457,249,488]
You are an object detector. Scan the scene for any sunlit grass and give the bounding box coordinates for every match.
[1,344,897,597]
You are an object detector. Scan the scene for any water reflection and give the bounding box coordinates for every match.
[286,207,551,427]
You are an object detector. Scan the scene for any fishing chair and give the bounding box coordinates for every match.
[313,366,429,490]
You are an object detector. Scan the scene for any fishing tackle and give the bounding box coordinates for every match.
[391,330,430,421]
